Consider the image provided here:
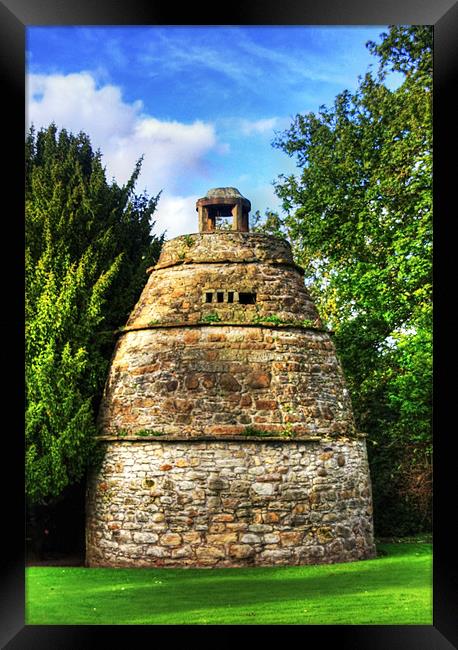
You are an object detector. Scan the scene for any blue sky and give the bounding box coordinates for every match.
[26,25,396,239]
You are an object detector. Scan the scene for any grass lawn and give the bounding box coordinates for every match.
[25,541,432,625]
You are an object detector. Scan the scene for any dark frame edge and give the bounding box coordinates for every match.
[432,1,458,650]
[0,1,26,648]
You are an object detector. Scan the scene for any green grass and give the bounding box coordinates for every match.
[25,542,432,625]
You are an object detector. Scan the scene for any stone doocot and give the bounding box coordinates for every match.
[96,325,355,438]
[86,187,376,567]
[86,439,374,567]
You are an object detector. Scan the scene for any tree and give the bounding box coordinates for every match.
[251,209,288,240]
[272,26,432,535]
[25,124,164,508]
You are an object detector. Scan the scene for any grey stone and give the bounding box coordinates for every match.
[251,482,275,496]
[241,533,262,544]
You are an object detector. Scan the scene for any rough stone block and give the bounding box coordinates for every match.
[206,532,238,544]
[280,531,304,546]
[195,546,226,560]
[251,482,275,496]
[160,533,182,546]
[133,532,159,544]
[228,544,255,559]
[241,533,262,544]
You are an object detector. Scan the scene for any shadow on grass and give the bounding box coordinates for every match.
[27,545,432,625]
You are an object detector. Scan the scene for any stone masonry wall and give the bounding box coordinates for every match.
[98,326,355,438]
[127,232,320,327]
[128,262,319,327]
[86,439,375,567]
[153,232,297,270]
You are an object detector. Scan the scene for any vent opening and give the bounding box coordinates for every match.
[228,291,234,303]
[239,292,256,305]
[217,292,224,303]
[205,292,213,303]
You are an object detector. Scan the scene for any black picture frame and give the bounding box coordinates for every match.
[1,0,456,647]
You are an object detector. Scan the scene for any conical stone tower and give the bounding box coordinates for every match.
[86,188,376,567]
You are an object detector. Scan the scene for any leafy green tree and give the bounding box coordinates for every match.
[251,209,288,239]
[272,26,432,535]
[26,124,164,507]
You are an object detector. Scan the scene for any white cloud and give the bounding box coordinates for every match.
[27,72,220,197]
[151,192,200,240]
[27,73,141,146]
[26,71,285,242]
[239,117,279,135]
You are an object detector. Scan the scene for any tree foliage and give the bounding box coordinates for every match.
[251,209,287,240]
[25,124,164,506]
[272,26,432,535]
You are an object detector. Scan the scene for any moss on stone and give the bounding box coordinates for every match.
[201,312,221,323]
[135,429,165,437]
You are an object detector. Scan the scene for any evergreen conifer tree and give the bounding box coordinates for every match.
[25,124,164,507]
